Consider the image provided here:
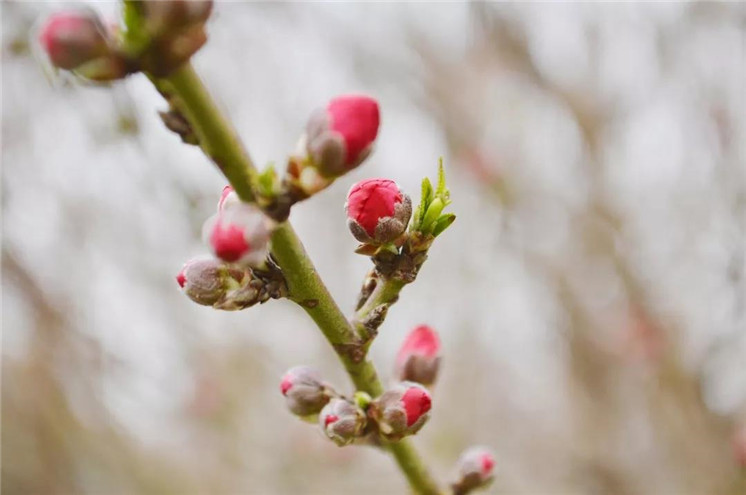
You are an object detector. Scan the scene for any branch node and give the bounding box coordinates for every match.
[333,341,367,364]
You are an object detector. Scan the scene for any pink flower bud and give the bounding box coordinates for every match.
[369,382,432,441]
[319,398,367,446]
[217,185,240,212]
[345,179,412,244]
[395,325,441,387]
[306,95,380,177]
[39,10,110,71]
[176,256,246,307]
[451,446,496,495]
[280,366,332,417]
[202,204,273,266]
[176,257,272,310]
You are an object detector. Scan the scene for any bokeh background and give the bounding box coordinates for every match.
[3,1,746,494]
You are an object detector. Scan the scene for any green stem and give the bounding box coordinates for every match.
[270,223,379,390]
[389,440,443,495]
[354,276,407,342]
[357,277,406,321]
[155,63,441,495]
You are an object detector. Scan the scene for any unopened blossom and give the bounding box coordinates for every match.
[305,95,380,177]
[346,178,411,244]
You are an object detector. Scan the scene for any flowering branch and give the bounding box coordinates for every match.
[352,164,454,342]
[159,62,444,491]
[37,2,494,494]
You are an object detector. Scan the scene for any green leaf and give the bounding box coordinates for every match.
[432,213,456,237]
[420,197,445,234]
[435,158,447,196]
[411,160,453,235]
[411,203,423,231]
[421,177,433,206]
[411,177,432,231]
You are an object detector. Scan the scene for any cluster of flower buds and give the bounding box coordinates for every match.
[280,366,334,418]
[344,164,454,284]
[138,0,213,76]
[279,368,367,446]
[38,9,132,82]
[279,369,434,446]
[346,179,412,246]
[368,382,432,441]
[177,185,281,310]
[395,325,441,387]
[451,446,496,495]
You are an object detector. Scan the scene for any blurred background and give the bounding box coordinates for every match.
[3,1,746,494]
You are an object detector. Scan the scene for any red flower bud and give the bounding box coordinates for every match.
[306,95,380,177]
[202,204,273,266]
[319,398,367,446]
[217,185,240,212]
[39,10,110,71]
[395,325,442,387]
[345,179,412,244]
[451,446,496,495]
[280,366,332,417]
[369,382,431,441]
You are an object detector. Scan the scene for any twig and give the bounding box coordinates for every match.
[154,62,442,495]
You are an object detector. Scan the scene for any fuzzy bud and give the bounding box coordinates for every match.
[217,185,240,212]
[451,446,496,495]
[176,256,275,310]
[319,398,367,446]
[369,382,431,441]
[280,366,332,417]
[395,325,441,387]
[176,256,246,307]
[306,95,380,177]
[39,10,110,71]
[345,179,412,244]
[202,203,273,266]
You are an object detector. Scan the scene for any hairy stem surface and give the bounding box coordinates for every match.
[156,63,441,494]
